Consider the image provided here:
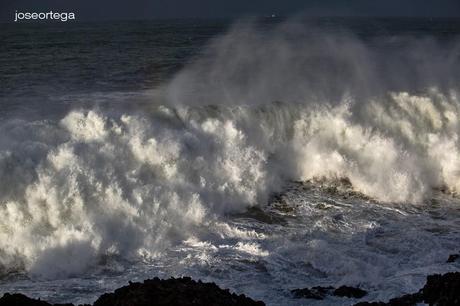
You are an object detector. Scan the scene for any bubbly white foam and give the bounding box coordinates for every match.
[1,20,460,299]
[1,89,460,279]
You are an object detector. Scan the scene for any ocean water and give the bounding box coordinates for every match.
[1,18,460,305]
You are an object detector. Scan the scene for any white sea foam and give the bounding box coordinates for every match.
[1,90,460,279]
[1,19,460,286]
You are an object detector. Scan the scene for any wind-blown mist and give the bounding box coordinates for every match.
[166,20,460,105]
[165,19,460,202]
[1,19,460,282]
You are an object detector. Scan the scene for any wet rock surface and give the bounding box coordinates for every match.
[355,272,460,306]
[0,277,264,306]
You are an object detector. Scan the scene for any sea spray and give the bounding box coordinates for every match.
[1,90,460,278]
[1,19,460,281]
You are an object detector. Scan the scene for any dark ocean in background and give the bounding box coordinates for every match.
[1,18,459,116]
[0,19,227,119]
[1,18,460,305]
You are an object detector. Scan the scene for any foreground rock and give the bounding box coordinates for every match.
[2,272,459,305]
[0,277,264,306]
[355,272,460,306]
[93,277,264,306]
[0,293,73,306]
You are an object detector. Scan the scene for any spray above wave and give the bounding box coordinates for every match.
[165,19,460,107]
[162,19,460,200]
[1,19,460,279]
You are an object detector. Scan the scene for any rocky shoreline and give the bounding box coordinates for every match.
[289,272,460,306]
[1,271,459,306]
[0,277,264,306]
[354,272,460,306]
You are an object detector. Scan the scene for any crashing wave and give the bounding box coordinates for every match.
[1,19,460,279]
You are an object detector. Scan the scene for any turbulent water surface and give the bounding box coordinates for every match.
[1,18,460,305]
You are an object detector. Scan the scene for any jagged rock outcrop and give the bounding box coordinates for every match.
[0,277,264,306]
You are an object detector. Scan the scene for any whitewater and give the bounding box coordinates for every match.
[1,18,460,305]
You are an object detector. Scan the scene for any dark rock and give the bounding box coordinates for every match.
[0,293,52,306]
[292,285,367,300]
[447,254,460,263]
[93,277,265,306]
[387,293,422,306]
[354,293,422,306]
[421,272,460,305]
[354,272,460,306]
[0,277,263,306]
[291,286,333,300]
[333,286,367,298]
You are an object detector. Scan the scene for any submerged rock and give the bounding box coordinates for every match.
[0,277,264,306]
[291,285,366,300]
[447,254,460,263]
[333,286,367,298]
[291,286,334,300]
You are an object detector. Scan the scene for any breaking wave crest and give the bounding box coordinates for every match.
[1,19,460,279]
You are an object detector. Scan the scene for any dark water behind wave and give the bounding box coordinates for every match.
[1,18,459,97]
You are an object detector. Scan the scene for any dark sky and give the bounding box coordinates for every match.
[1,0,460,22]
